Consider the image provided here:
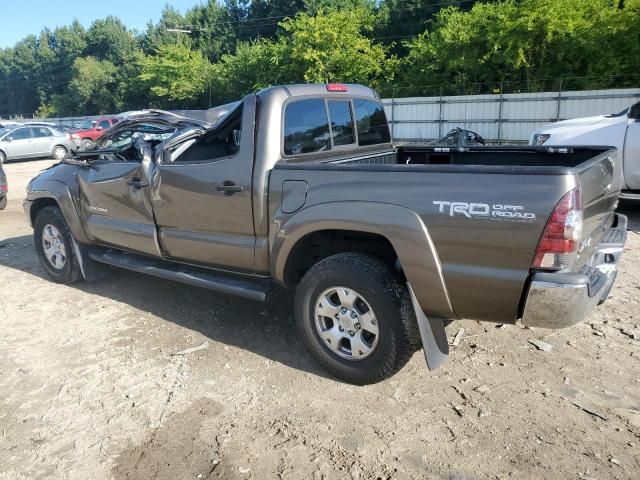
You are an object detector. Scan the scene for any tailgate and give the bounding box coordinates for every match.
[573,148,623,268]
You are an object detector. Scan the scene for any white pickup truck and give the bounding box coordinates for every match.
[531,101,640,200]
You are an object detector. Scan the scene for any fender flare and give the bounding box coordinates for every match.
[26,179,89,244]
[271,201,455,319]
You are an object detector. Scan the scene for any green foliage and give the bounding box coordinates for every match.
[34,102,56,118]
[402,0,640,95]
[281,8,398,87]
[0,0,638,116]
[63,56,119,114]
[138,44,212,107]
[213,8,398,99]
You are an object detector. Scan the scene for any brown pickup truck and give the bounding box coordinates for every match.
[24,84,627,384]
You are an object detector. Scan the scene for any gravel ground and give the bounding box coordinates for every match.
[0,159,639,480]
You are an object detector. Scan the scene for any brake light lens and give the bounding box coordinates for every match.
[532,187,583,270]
[326,83,347,92]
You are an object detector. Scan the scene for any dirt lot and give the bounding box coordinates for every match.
[0,159,639,480]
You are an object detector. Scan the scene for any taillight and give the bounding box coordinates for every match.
[326,83,348,92]
[532,187,583,270]
[0,185,7,192]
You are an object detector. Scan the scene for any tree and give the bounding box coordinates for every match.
[58,56,119,114]
[138,44,212,107]
[401,0,640,95]
[84,16,138,64]
[186,0,237,62]
[280,8,397,88]
[375,0,475,54]
[213,8,398,101]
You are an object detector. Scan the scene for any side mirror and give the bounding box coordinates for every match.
[628,103,640,120]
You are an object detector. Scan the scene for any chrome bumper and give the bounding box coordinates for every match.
[521,214,627,329]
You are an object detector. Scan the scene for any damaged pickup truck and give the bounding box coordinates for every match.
[25,84,627,384]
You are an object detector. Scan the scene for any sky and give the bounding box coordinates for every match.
[0,0,200,48]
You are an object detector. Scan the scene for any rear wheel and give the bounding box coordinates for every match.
[34,206,82,284]
[52,145,67,160]
[294,253,418,385]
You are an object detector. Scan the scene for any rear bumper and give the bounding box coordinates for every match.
[521,213,627,329]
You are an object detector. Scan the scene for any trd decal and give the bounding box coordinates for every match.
[433,201,536,221]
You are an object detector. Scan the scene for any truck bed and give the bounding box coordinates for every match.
[272,145,622,324]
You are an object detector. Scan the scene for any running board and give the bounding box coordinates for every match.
[88,249,269,302]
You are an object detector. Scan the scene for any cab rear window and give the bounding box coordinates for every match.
[284,99,331,155]
[354,99,390,146]
[284,97,390,156]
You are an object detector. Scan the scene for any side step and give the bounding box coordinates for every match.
[88,249,270,302]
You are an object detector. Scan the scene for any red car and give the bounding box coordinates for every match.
[69,117,120,149]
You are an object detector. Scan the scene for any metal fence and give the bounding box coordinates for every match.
[382,87,640,143]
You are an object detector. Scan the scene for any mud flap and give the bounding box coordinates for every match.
[407,284,449,370]
[71,238,110,282]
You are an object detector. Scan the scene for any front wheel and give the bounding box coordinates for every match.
[295,253,419,385]
[34,206,82,284]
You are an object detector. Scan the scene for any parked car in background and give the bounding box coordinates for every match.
[531,101,640,200]
[68,117,120,150]
[0,161,6,209]
[0,125,73,163]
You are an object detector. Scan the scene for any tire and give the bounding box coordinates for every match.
[52,145,67,160]
[0,196,6,210]
[295,253,419,385]
[80,139,94,151]
[0,150,6,164]
[34,206,83,284]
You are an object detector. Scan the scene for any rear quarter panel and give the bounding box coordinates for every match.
[269,165,575,323]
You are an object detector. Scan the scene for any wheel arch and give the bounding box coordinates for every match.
[26,181,89,244]
[271,201,455,319]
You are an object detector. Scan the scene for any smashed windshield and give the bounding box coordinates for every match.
[97,123,175,149]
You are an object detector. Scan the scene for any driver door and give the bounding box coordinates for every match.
[78,128,161,256]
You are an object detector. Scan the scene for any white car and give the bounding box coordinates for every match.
[531,102,640,200]
[0,125,74,163]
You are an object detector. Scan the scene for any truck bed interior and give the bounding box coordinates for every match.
[318,146,612,169]
[394,146,610,168]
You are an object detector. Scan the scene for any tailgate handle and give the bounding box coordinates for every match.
[216,181,244,195]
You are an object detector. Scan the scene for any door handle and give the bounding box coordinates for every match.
[127,177,148,189]
[216,181,244,195]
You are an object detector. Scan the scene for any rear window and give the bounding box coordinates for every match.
[31,127,53,138]
[354,99,390,146]
[284,99,331,155]
[327,100,355,146]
